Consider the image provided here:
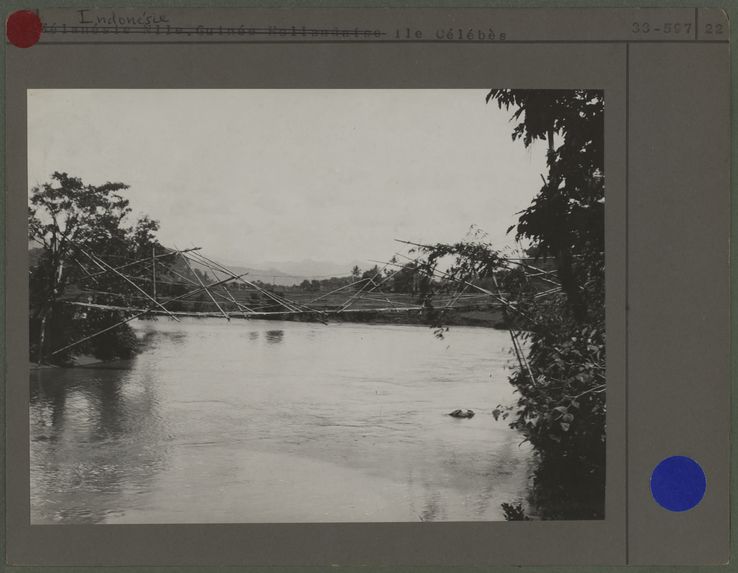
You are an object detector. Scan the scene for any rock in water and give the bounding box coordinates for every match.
[448,409,475,419]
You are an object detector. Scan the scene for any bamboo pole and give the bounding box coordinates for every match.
[505,260,561,288]
[220,284,253,315]
[303,277,371,305]
[491,273,536,387]
[338,263,406,313]
[189,251,318,316]
[180,253,254,313]
[393,238,561,288]
[370,257,512,315]
[151,247,157,302]
[72,257,99,284]
[62,300,507,318]
[50,272,247,356]
[180,253,230,321]
[160,265,253,312]
[337,276,376,312]
[215,282,253,316]
[366,276,404,308]
[534,286,563,299]
[73,288,240,306]
[80,249,181,322]
[383,252,536,324]
[81,247,202,280]
[63,302,430,316]
[442,283,471,310]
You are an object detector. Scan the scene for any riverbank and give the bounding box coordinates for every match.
[31,355,137,370]
[254,306,508,329]
[133,306,509,329]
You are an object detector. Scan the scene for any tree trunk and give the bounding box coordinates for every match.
[556,247,587,323]
[37,255,64,363]
[545,127,586,322]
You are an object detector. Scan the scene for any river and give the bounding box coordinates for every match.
[30,318,533,523]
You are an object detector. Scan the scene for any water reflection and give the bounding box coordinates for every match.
[265,330,284,344]
[31,374,67,437]
[31,367,166,523]
[31,318,532,524]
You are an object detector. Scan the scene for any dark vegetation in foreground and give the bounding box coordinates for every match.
[410,89,605,520]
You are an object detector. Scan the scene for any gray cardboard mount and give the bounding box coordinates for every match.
[3,6,730,567]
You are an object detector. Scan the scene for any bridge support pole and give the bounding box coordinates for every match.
[152,247,157,302]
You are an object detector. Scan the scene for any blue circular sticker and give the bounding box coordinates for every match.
[650,456,706,512]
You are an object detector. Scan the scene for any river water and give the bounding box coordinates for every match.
[30,318,533,524]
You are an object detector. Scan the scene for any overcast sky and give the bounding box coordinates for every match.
[28,89,547,269]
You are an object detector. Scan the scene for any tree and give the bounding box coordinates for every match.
[29,172,160,364]
[488,90,605,518]
[487,90,604,322]
[391,262,418,294]
[361,265,381,282]
[129,215,161,259]
[413,90,605,518]
[388,260,435,297]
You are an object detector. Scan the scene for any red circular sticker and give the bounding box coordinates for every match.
[6,10,42,48]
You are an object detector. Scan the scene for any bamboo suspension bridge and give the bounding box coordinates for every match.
[48,238,562,373]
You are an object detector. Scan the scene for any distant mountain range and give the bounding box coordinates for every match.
[28,242,365,287]
[193,258,366,286]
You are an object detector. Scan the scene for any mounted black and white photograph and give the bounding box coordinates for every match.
[28,89,605,524]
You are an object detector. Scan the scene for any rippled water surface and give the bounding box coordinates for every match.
[31,318,533,523]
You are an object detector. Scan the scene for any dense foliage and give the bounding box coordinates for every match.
[29,172,161,364]
[294,263,429,295]
[412,90,605,519]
